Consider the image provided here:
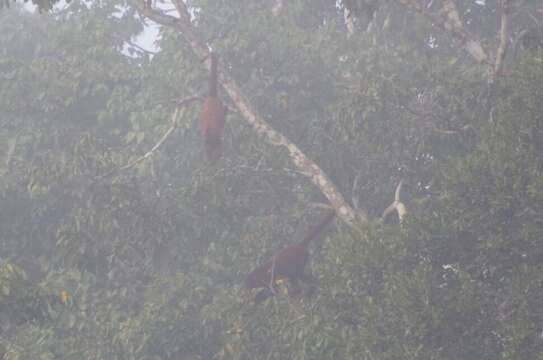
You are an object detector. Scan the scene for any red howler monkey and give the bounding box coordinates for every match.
[245,210,336,304]
[199,52,226,162]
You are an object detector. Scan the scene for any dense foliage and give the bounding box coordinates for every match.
[1,1,542,359]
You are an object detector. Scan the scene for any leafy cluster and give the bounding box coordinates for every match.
[1,1,543,359]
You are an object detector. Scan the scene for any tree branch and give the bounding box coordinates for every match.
[397,0,489,65]
[269,255,277,295]
[382,179,407,223]
[95,96,199,181]
[124,39,158,56]
[2,133,18,172]
[344,7,355,37]
[493,0,513,81]
[171,0,191,24]
[95,108,179,181]
[138,1,365,227]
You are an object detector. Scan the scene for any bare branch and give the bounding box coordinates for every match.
[269,255,277,295]
[403,104,470,135]
[397,0,489,64]
[95,109,178,181]
[344,7,355,37]
[220,70,366,226]
[2,134,18,172]
[150,95,202,108]
[382,179,407,223]
[5,135,17,167]
[493,0,513,81]
[441,0,489,64]
[171,0,191,23]
[124,39,158,56]
[138,1,364,227]
[95,96,198,181]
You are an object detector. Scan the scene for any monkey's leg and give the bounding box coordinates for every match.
[254,288,274,304]
[299,272,319,297]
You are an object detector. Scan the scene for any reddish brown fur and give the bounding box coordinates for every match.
[245,211,336,303]
[199,53,226,162]
[245,243,309,289]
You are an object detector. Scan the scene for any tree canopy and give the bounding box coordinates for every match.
[1,0,543,359]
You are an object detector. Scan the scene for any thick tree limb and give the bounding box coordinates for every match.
[397,0,489,64]
[170,0,191,24]
[493,0,513,81]
[139,1,365,227]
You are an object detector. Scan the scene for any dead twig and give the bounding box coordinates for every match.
[94,95,199,182]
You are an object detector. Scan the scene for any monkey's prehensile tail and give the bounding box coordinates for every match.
[199,52,226,162]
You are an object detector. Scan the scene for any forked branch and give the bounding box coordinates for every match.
[382,179,407,223]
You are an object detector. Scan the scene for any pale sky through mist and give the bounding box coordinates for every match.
[22,0,161,56]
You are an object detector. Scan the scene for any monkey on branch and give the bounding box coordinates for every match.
[245,210,336,304]
[199,52,226,162]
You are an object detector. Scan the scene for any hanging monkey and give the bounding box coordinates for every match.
[245,210,336,304]
[199,52,226,162]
